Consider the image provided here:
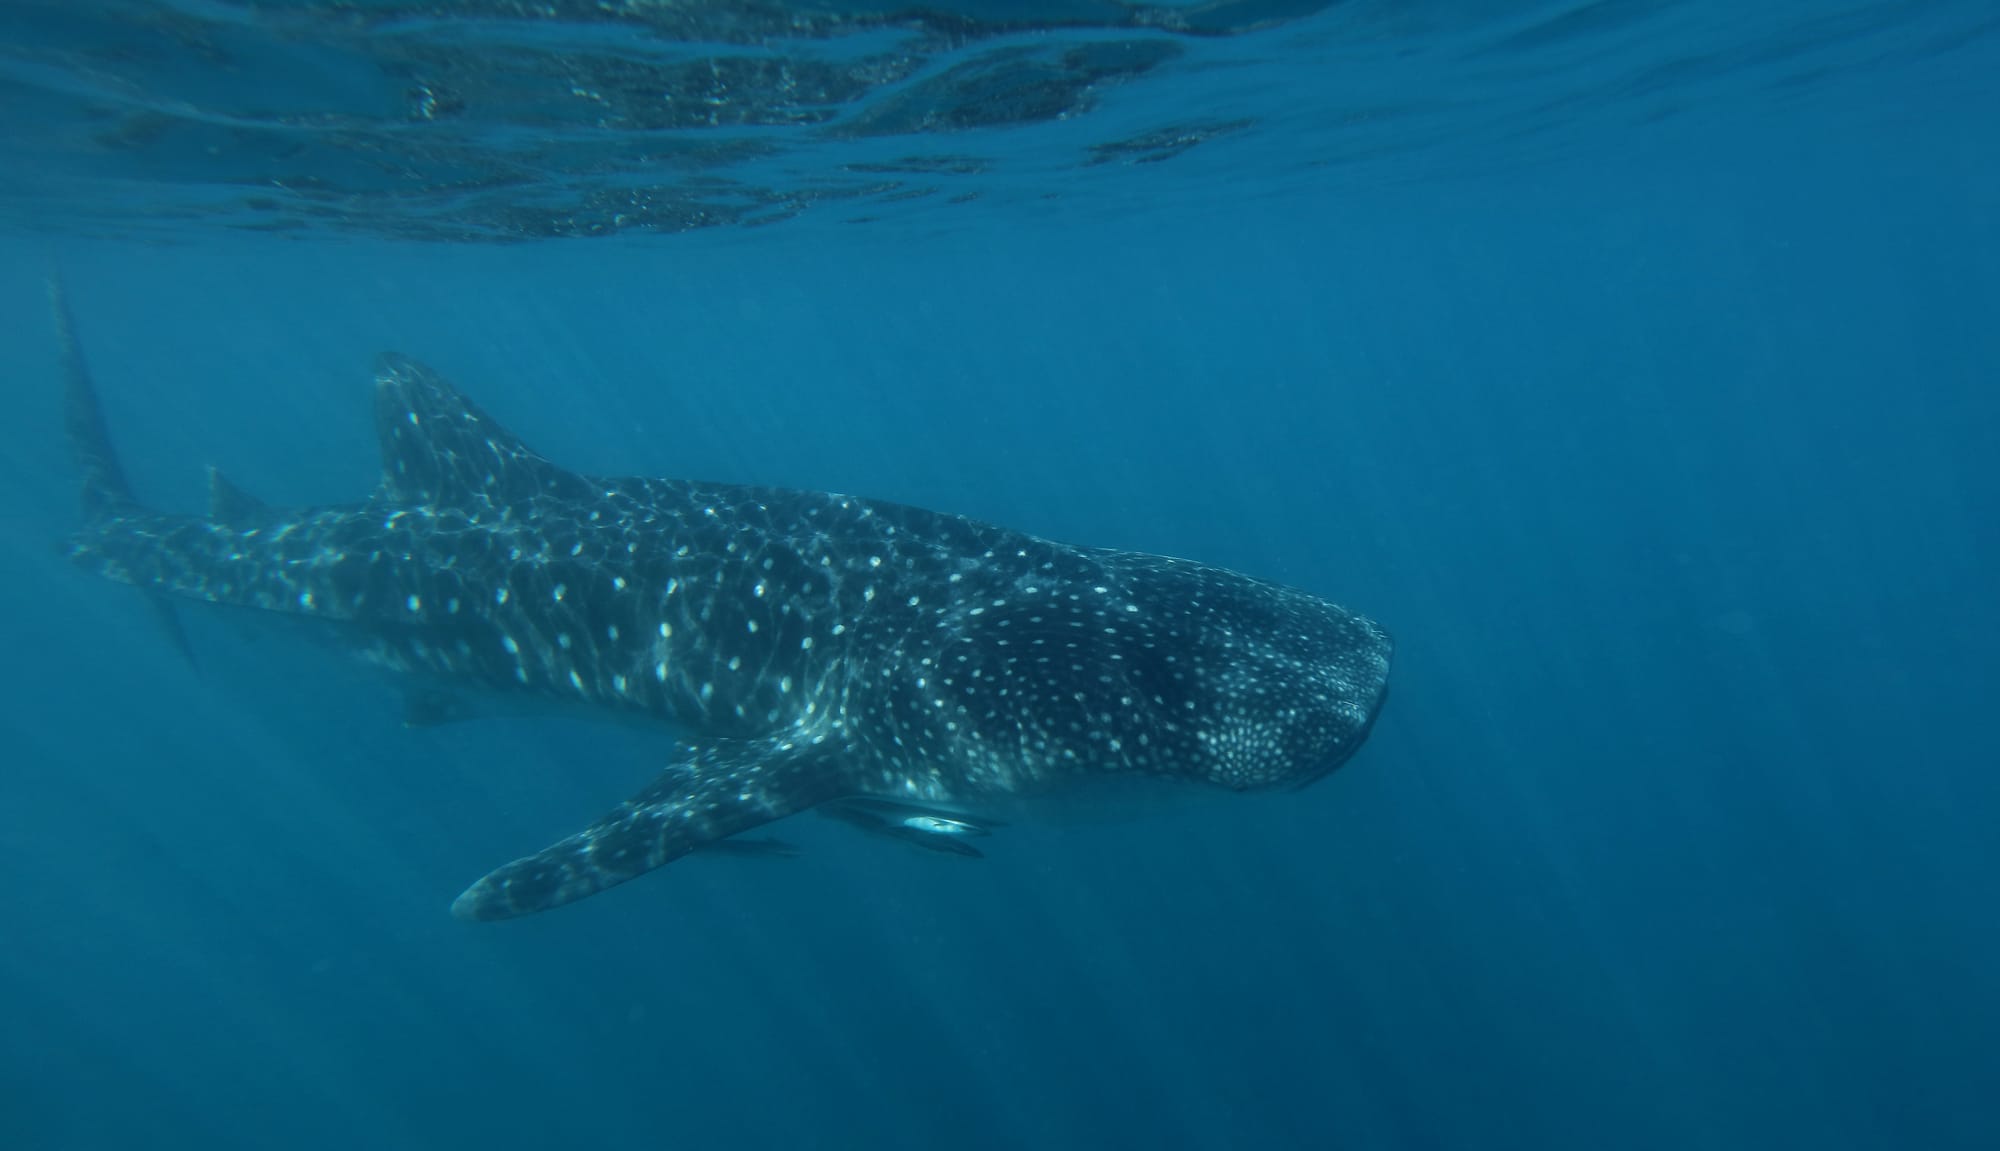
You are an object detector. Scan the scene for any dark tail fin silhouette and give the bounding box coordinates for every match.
[52,278,199,667]
[50,279,138,522]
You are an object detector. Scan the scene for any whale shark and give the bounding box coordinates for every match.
[55,288,1393,921]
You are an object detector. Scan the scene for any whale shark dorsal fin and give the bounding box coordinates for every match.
[450,736,850,920]
[206,466,268,526]
[371,354,582,508]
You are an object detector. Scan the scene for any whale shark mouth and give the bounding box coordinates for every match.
[1292,680,1390,792]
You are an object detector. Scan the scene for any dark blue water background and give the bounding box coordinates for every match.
[2,3,1996,1148]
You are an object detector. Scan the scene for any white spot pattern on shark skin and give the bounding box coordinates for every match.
[63,349,1391,923]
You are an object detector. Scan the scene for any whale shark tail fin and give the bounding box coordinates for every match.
[451,736,849,921]
[51,279,199,667]
[50,278,138,523]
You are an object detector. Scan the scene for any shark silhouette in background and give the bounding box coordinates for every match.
[55,285,1392,921]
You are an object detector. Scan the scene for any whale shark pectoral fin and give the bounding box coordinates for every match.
[450,737,848,922]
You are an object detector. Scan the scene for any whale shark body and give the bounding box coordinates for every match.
[57,290,1393,921]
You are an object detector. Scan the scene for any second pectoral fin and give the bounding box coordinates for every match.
[451,735,849,921]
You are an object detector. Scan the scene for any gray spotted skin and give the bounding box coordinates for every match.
[66,350,1393,921]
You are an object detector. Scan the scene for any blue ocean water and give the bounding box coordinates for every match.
[2,2,1997,1148]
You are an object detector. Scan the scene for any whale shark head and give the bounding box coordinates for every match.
[1117,557,1392,793]
[1178,628,1390,793]
[921,549,1393,799]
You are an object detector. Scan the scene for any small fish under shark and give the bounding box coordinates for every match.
[54,285,1393,921]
